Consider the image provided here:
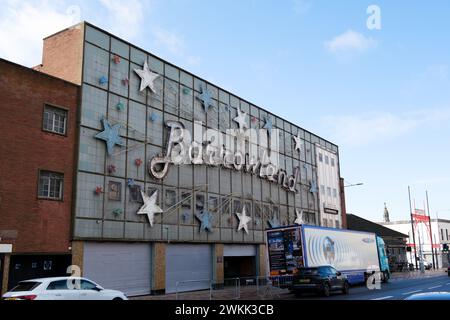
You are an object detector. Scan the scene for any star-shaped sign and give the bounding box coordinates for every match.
[233,107,248,132]
[292,133,303,153]
[134,60,160,93]
[195,210,214,233]
[196,85,214,112]
[137,190,163,227]
[268,216,280,228]
[262,116,273,135]
[236,206,252,234]
[294,209,305,225]
[309,178,318,194]
[95,118,126,155]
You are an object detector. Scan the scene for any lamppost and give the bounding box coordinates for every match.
[344,182,364,188]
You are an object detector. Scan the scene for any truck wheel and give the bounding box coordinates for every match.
[342,281,349,294]
[382,271,389,283]
[322,283,331,297]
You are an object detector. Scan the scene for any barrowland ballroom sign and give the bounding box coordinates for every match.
[148,120,300,193]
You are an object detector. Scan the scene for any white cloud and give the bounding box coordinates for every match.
[322,109,450,146]
[98,0,145,40]
[151,27,201,67]
[324,29,376,55]
[0,1,79,67]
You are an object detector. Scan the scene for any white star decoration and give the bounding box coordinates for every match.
[233,107,248,132]
[134,60,160,93]
[294,209,305,225]
[236,206,252,234]
[292,134,303,153]
[137,190,163,226]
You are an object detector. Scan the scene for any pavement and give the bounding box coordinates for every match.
[131,269,450,301]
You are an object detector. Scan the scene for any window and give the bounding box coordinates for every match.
[447,229,449,241]
[327,187,331,197]
[47,280,70,290]
[11,282,41,292]
[442,229,445,241]
[331,158,335,167]
[320,185,325,195]
[43,105,68,135]
[80,280,98,290]
[333,188,337,198]
[325,155,329,165]
[38,171,63,200]
[319,153,323,162]
[129,185,142,202]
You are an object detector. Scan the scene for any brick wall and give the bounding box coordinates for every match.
[35,23,84,85]
[0,59,79,254]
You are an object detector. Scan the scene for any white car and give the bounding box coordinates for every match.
[2,277,128,300]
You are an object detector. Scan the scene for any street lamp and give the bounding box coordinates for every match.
[344,182,364,188]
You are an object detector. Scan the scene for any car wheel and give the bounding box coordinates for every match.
[342,281,349,294]
[113,297,123,301]
[322,283,331,297]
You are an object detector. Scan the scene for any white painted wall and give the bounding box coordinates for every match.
[316,144,341,228]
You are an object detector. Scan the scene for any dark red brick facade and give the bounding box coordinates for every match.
[0,59,79,254]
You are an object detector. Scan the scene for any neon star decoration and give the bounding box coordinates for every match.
[95,118,125,155]
[137,190,163,227]
[262,116,273,135]
[196,85,214,112]
[195,211,214,233]
[268,215,280,228]
[134,60,160,93]
[294,209,305,225]
[99,76,108,86]
[309,178,318,194]
[236,206,252,234]
[292,133,303,153]
[233,107,248,132]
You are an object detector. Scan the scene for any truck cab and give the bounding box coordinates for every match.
[376,236,390,282]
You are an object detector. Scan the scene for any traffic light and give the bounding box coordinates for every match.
[443,244,449,252]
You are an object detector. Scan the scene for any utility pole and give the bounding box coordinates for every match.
[418,229,425,273]
[426,191,436,269]
[408,186,418,270]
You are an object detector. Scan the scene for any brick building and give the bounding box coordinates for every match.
[0,59,79,294]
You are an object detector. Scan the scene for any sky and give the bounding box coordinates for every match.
[1,0,449,222]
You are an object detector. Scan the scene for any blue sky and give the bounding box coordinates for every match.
[1,0,449,221]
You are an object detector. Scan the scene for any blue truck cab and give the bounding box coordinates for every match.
[376,236,390,282]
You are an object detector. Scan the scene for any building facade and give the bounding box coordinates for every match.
[381,219,450,269]
[0,59,79,294]
[2,22,344,296]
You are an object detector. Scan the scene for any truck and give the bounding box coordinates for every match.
[266,225,390,285]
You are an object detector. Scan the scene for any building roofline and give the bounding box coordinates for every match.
[379,218,450,225]
[0,58,80,87]
[75,21,339,151]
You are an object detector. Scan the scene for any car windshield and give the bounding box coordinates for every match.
[298,268,319,275]
[10,281,41,292]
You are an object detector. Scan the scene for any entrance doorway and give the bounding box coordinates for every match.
[0,254,4,293]
[224,256,256,279]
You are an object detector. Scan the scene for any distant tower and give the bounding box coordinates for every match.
[383,203,390,222]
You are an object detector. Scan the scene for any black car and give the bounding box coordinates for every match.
[291,266,349,297]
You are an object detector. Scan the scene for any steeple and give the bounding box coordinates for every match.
[383,202,390,222]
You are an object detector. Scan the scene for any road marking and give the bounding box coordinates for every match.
[402,290,422,295]
[371,296,393,300]
[428,285,442,289]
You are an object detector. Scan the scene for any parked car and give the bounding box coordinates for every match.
[405,292,450,300]
[2,277,128,300]
[291,266,350,297]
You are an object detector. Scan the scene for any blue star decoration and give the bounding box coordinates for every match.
[99,76,108,86]
[268,216,280,228]
[309,178,318,193]
[149,112,158,122]
[263,116,273,135]
[196,85,214,112]
[182,211,190,222]
[195,210,214,233]
[127,178,135,187]
[95,118,125,155]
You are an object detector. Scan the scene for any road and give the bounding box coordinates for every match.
[278,274,450,300]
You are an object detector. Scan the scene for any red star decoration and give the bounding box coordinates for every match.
[135,158,143,167]
[112,55,121,64]
[95,186,104,195]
